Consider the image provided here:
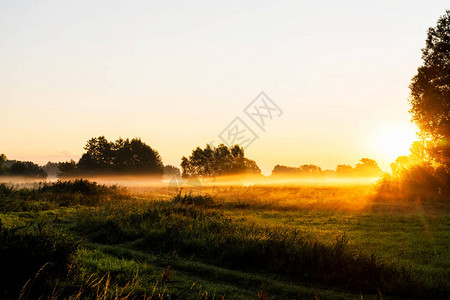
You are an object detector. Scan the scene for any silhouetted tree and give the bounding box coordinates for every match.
[336,164,353,176]
[57,160,79,178]
[354,158,383,177]
[9,161,47,179]
[181,144,260,178]
[378,140,450,202]
[78,136,114,174]
[299,164,322,175]
[389,155,411,176]
[58,137,164,177]
[409,10,450,166]
[271,164,322,176]
[0,154,6,175]
[272,160,381,178]
[164,165,181,177]
[271,165,302,176]
[376,11,450,201]
[43,162,63,178]
[112,138,164,174]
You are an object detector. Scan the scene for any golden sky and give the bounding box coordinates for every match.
[1,1,446,174]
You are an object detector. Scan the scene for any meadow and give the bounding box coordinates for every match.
[0,179,448,299]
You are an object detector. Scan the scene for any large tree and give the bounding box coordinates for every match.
[78,136,114,173]
[59,136,164,177]
[409,10,450,166]
[113,138,164,174]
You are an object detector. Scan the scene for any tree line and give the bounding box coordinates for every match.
[272,158,383,178]
[0,154,47,179]
[1,138,384,179]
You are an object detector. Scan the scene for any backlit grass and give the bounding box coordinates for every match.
[0,180,448,299]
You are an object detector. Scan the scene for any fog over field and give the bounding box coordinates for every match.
[1,1,449,299]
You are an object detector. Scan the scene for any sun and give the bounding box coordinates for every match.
[371,122,417,163]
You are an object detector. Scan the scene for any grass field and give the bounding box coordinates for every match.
[0,179,449,299]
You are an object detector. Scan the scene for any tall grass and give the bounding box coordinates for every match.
[0,220,79,299]
[2,181,448,298]
[71,196,428,298]
[0,179,128,212]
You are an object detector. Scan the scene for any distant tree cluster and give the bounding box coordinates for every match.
[164,165,181,177]
[181,144,261,178]
[337,158,383,177]
[0,154,47,179]
[272,164,322,176]
[272,158,382,177]
[43,161,63,178]
[57,136,164,177]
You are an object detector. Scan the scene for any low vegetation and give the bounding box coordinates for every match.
[0,179,127,212]
[0,180,449,299]
[0,154,47,179]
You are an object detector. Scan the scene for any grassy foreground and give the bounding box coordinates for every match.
[0,180,449,299]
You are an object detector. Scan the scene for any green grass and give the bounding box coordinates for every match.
[0,181,449,299]
[233,209,450,291]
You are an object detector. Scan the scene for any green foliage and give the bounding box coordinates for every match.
[2,181,449,298]
[409,10,450,165]
[181,144,261,178]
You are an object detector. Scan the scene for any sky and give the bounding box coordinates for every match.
[1,1,448,175]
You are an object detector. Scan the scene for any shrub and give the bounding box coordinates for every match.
[0,180,128,212]
[0,221,79,299]
[171,192,214,206]
[37,179,118,196]
[376,163,450,203]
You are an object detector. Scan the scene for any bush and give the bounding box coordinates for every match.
[171,192,214,206]
[376,163,450,203]
[0,221,79,299]
[0,183,14,197]
[0,180,128,212]
[37,179,118,196]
